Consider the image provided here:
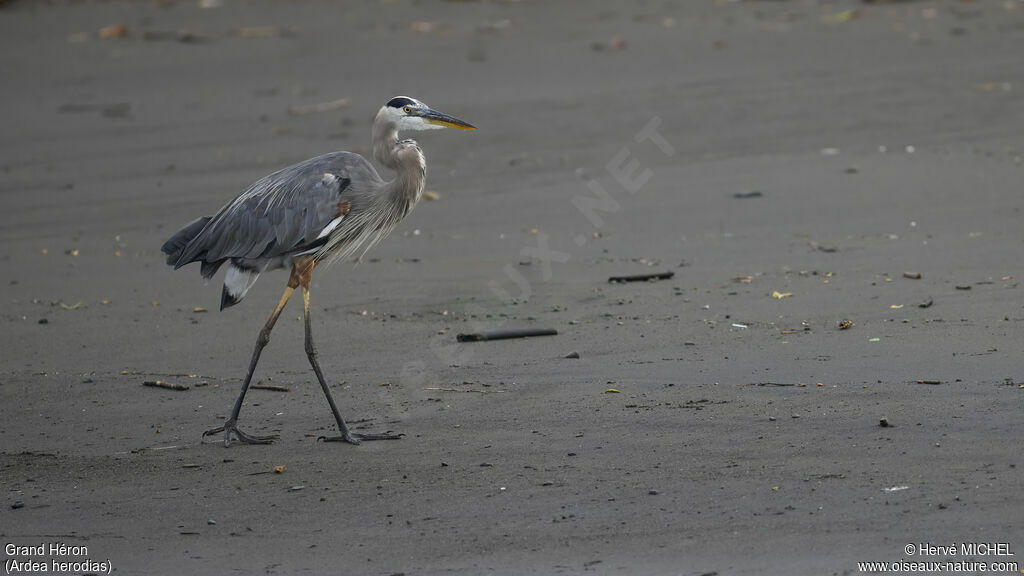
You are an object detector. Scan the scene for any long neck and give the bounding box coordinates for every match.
[384,143,426,214]
[372,117,400,170]
[372,117,426,215]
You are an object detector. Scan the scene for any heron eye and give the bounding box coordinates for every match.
[403,106,412,114]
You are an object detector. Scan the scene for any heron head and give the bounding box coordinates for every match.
[380,96,476,132]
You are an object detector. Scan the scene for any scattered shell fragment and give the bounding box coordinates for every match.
[99,24,129,38]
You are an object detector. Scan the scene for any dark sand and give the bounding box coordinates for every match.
[2,1,1023,574]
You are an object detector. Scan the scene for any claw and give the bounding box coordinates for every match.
[203,420,277,447]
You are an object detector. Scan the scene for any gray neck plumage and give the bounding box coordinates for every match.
[373,121,426,214]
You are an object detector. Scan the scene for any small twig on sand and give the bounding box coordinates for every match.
[251,384,291,392]
[608,272,674,284]
[424,387,505,394]
[143,380,189,391]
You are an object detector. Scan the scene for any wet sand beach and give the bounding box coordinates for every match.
[1,1,1022,574]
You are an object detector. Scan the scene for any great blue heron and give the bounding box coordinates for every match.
[161,96,475,446]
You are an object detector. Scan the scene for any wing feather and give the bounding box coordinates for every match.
[173,152,381,268]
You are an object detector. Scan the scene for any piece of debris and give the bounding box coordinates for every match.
[422,190,441,201]
[251,383,290,392]
[423,386,504,394]
[914,380,942,385]
[884,486,910,493]
[918,298,934,308]
[879,418,890,428]
[143,380,189,391]
[822,9,858,24]
[903,271,922,279]
[457,328,557,342]
[955,285,972,290]
[733,190,762,199]
[772,291,793,299]
[140,30,204,43]
[839,319,853,330]
[564,351,580,359]
[98,24,129,38]
[409,21,436,33]
[608,271,674,283]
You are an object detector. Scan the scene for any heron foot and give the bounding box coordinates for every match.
[316,431,404,445]
[203,420,278,447]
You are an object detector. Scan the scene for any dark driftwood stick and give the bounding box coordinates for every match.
[251,384,291,392]
[457,328,558,342]
[608,271,674,284]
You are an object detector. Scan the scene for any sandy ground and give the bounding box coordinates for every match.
[1,1,1023,574]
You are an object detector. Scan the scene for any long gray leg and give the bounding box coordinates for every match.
[202,285,293,446]
[300,285,401,444]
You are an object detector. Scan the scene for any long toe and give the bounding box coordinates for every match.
[202,425,226,437]
[317,433,361,445]
[355,432,404,441]
[233,428,277,444]
[203,422,276,446]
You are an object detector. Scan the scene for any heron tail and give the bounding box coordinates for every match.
[161,216,212,267]
[221,262,261,310]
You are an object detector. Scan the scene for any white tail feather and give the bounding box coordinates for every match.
[222,263,260,308]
